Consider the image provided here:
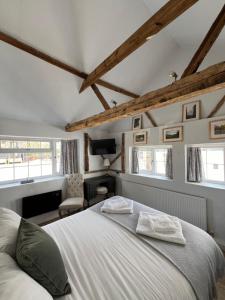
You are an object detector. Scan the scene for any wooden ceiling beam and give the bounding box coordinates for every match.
[65,61,225,132]
[96,80,139,98]
[0,31,138,98]
[91,84,110,110]
[144,112,157,127]
[181,4,225,78]
[208,94,225,118]
[79,0,199,93]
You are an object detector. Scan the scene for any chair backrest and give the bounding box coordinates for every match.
[66,173,84,198]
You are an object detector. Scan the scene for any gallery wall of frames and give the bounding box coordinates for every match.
[131,100,225,145]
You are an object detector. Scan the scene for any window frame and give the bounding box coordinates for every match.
[200,145,225,185]
[0,137,61,185]
[131,145,171,179]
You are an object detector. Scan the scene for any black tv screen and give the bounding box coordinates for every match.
[91,139,116,155]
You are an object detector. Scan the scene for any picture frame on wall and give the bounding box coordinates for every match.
[182,100,201,122]
[163,126,183,142]
[209,119,225,139]
[132,115,142,130]
[133,131,147,145]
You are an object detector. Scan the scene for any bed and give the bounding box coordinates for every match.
[43,199,225,300]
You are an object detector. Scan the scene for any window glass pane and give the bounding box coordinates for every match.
[27,153,41,165]
[205,164,224,182]
[15,167,28,180]
[27,141,41,149]
[42,164,52,176]
[155,149,167,162]
[0,153,14,165]
[138,150,152,173]
[206,149,223,164]
[154,149,167,175]
[0,140,14,149]
[0,153,14,181]
[132,147,169,177]
[0,168,13,181]
[0,138,58,182]
[155,161,166,175]
[29,165,41,177]
[41,141,51,149]
[14,153,23,164]
[201,149,207,165]
[201,147,224,182]
[13,141,28,149]
[42,152,52,164]
[13,153,28,166]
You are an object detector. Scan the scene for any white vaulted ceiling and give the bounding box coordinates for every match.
[0,0,224,130]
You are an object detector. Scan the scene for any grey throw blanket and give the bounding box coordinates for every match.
[90,201,225,300]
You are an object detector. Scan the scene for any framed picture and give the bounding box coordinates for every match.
[132,115,142,130]
[133,131,147,145]
[182,100,201,122]
[209,119,225,139]
[163,126,183,142]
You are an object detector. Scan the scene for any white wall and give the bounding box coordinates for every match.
[105,42,225,248]
[108,116,225,248]
[0,118,109,214]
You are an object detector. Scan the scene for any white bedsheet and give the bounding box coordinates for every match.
[44,210,196,300]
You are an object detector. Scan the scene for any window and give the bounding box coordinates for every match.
[132,146,170,178]
[201,146,225,183]
[0,138,61,184]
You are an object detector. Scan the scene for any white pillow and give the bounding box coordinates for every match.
[0,207,21,257]
[0,253,53,300]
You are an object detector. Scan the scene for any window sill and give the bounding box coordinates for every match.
[0,176,64,190]
[186,181,225,191]
[129,173,172,182]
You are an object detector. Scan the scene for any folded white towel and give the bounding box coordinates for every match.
[136,212,186,245]
[101,196,133,214]
[148,215,180,234]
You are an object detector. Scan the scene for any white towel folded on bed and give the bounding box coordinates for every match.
[101,196,133,214]
[136,212,186,245]
[149,215,180,234]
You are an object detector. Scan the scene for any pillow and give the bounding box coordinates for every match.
[0,252,53,300]
[16,219,71,297]
[0,207,21,257]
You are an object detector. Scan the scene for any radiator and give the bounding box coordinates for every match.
[122,180,207,231]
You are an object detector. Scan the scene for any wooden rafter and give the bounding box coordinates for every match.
[95,80,138,98]
[79,0,198,93]
[91,84,110,110]
[145,111,157,127]
[208,94,225,118]
[110,152,122,167]
[182,4,225,78]
[65,61,225,131]
[0,31,138,99]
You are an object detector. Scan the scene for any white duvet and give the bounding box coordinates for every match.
[44,210,196,300]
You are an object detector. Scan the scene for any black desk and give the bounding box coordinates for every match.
[84,175,116,206]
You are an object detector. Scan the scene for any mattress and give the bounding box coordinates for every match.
[44,209,196,300]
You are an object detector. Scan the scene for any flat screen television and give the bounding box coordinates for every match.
[91,139,116,155]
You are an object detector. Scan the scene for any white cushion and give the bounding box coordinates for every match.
[59,197,84,210]
[0,207,21,257]
[0,253,53,300]
[96,186,108,195]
